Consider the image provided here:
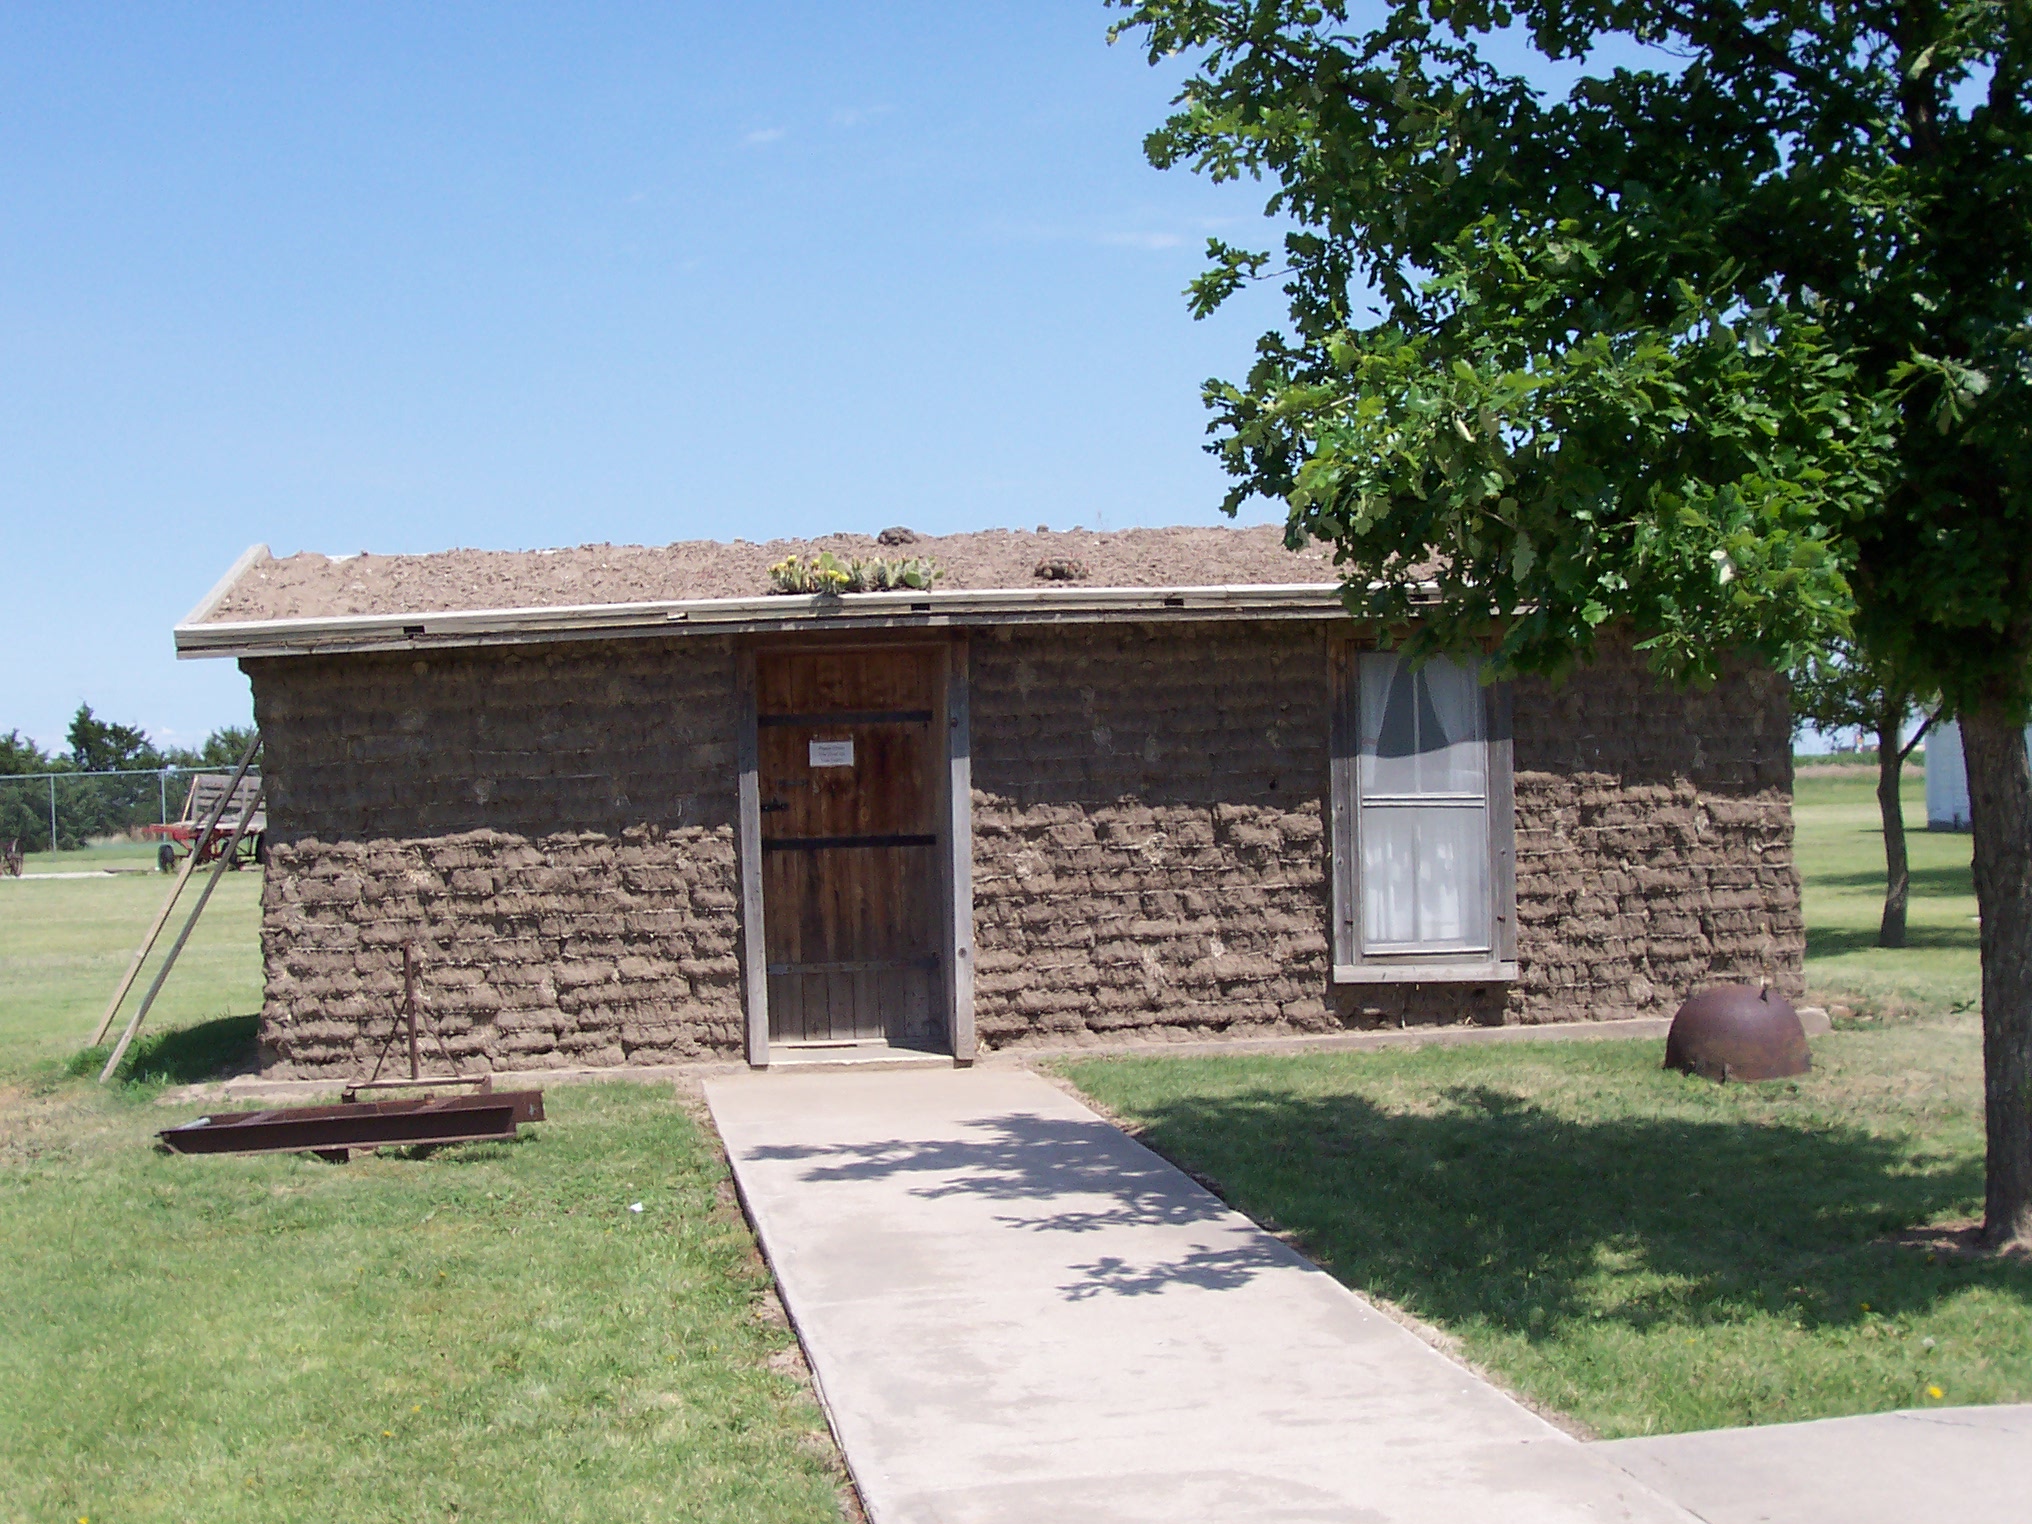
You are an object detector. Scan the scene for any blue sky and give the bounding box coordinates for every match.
[4,2,1302,752]
[4,6,1960,756]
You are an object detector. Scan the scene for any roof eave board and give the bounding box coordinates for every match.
[174,582,1372,660]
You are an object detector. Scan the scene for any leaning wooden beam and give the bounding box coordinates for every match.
[99,780,265,1083]
[88,732,262,1046]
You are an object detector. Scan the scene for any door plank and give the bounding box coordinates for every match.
[758,647,948,1048]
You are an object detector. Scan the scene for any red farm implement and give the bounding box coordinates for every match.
[144,772,265,872]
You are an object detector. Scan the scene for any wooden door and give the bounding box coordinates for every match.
[757,647,945,1048]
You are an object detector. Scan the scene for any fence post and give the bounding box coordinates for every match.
[48,775,56,854]
[159,770,168,826]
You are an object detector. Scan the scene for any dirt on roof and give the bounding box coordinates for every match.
[197,524,1342,624]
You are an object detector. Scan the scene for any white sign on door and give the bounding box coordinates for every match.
[809,738,855,768]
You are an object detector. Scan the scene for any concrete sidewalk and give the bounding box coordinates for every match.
[1598,1404,2032,1524]
[707,1067,1695,1524]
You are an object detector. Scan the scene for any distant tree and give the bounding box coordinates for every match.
[198,725,258,769]
[0,730,55,851]
[1791,641,1939,949]
[0,711,196,850]
[0,730,51,776]
[59,705,172,845]
[66,704,162,773]
[159,724,259,773]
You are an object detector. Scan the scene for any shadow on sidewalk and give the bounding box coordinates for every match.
[747,1114,1297,1299]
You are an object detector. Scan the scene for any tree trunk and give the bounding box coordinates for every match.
[1877,699,1911,949]
[1961,701,2032,1249]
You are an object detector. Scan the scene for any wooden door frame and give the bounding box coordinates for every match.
[735,633,976,1066]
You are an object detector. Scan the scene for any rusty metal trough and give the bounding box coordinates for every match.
[158,1088,544,1162]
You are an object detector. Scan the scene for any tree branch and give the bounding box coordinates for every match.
[1899,706,1942,764]
[1650,0,1841,101]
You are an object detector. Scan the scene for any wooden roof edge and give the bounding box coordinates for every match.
[179,543,272,629]
[173,582,1378,660]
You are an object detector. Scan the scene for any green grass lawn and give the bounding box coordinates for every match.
[2,843,264,1069]
[1063,1031,2030,1437]
[1794,768,1979,1016]
[0,856,849,1522]
[1061,768,2025,1437]
[0,767,2011,1490]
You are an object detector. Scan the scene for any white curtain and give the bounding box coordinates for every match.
[1358,652,1485,797]
[1357,651,1490,953]
[1360,806,1488,949]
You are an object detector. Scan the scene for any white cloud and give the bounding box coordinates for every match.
[985,219,1197,253]
[743,126,789,146]
[831,105,893,128]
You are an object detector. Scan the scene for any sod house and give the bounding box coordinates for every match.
[176,526,1803,1078]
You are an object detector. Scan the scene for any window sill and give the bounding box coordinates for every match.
[1332,961,1518,985]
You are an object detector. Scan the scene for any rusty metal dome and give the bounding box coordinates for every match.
[1664,984,1810,1082]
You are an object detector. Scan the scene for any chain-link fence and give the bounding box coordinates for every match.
[0,767,263,854]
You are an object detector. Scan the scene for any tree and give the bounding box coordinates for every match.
[1790,640,1939,947]
[0,730,51,777]
[66,703,162,773]
[0,731,55,851]
[157,725,256,772]
[197,725,258,769]
[1112,3,2032,1243]
[61,705,173,846]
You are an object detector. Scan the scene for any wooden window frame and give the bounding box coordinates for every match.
[1328,638,1517,985]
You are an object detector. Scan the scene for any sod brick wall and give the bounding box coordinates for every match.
[243,623,1800,1076]
[1508,645,1800,1024]
[965,624,1800,1050]
[247,639,742,1075]
[967,622,1338,1048]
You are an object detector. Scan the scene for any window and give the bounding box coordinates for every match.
[1330,646,1515,981]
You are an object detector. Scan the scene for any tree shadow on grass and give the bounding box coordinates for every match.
[1807,864,1974,897]
[1115,1082,2030,1340]
[1806,923,1979,958]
